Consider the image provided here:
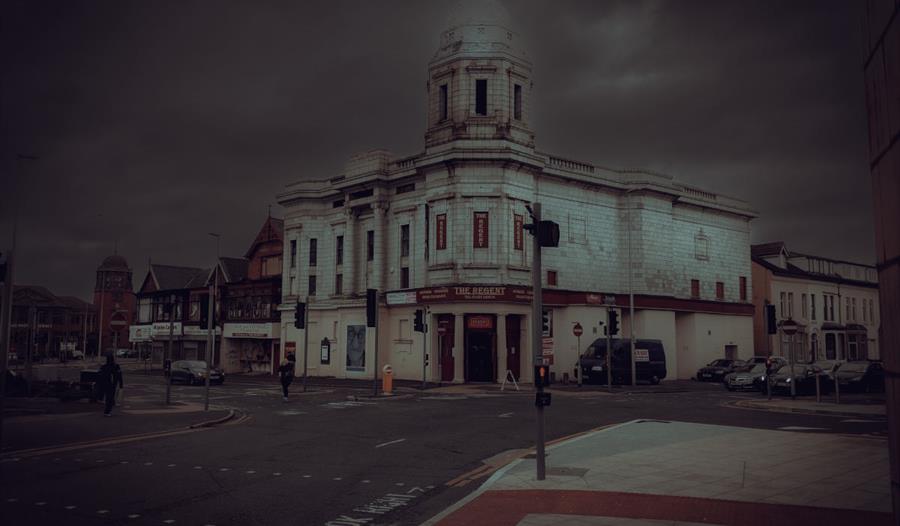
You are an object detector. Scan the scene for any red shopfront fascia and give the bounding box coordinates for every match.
[466,315,494,330]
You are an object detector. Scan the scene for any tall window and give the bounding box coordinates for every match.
[290,276,296,296]
[367,230,374,261]
[334,274,342,295]
[290,239,297,268]
[691,279,700,299]
[845,297,850,322]
[400,224,410,257]
[862,297,867,322]
[780,292,786,318]
[547,270,558,286]
[788,292,794,318]
[309,238,317,267]
[308,275,317,297]
[400,267,409,289]
[739,276,747,301]
[513,84,522,120]
[869,299,875,323]
[801,293,808,319]
[439,84,448,121]
[811,294,816,321]
[715,281,724,300]
[475,79,487,115]
[851,298,857,321]
[335,235,344,266]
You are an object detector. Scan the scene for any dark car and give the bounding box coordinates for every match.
[771,363,829,395]
[696,359,746,382]
[578,338,667,385]
[724,363,768,391]
[167,360,225,385]
[834,361,884,393]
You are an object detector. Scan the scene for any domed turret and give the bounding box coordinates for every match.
[99,254,130,271]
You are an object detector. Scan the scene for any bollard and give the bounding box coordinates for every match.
[382,364,393,396]
[834,375,840,404]
[815,374,821,403]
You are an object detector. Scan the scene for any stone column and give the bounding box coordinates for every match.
[453,311,465,383]
[372,202,388,292]
[344,208,356,295]
[496,313,507,383]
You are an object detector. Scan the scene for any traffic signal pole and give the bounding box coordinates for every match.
[606,307,612,394]
[530,203,546,481]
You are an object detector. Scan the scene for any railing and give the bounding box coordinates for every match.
[547,155,595,174]
[680,186,717,202]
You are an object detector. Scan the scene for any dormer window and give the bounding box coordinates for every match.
[475,79,487,115]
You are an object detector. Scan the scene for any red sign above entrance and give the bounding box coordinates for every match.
[467,315,494,330]
[417,286,532,303]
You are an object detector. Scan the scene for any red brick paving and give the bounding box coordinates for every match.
[435,489,893,526]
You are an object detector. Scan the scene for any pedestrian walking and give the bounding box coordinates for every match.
[98,354,124,416]
[278,354,296,402]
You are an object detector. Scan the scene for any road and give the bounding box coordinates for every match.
[0,372,888,526]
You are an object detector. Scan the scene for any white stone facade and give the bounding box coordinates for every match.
[277,8,757,382]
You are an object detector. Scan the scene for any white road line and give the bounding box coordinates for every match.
[361,480,370,484]
[778,426,829,431]
[302,474,311,478]
[168,464,176,467]
[219,468,230,472]
[163,520,176,524]
[395,482,405,486]
[97,509,109,514]
[35,501,46,506]
[128,514,141,519]
[144,462,153,466]
[246,470,256,474]
[121,461,129,464]
[65,505,77,510]
[333,477,342,481]
[96,459,104,463]
[498,412,514,418]
[375,438,406,449]
[273,472,282,476]
[193,466,203,469]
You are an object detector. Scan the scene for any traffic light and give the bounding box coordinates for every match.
[534,365,550,387]
[366,289,377,327]
[541,309,552,337]
[294,301,306,329]
[765,304,777,335]
[0,252,7,283]
[537,220,560,247]
[413,309,424,332]
[608,310,619,336]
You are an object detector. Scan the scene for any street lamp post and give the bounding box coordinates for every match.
[204,233,220,412]
[781,319,799,400]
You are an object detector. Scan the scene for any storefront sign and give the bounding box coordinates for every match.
[184,325,222,338]
[417,286,532,303]
[473,212,489,248]
[386,291,417,305]
[151,322,183,337]
[130,325,153,342]
[436,214,447,250]
[466,315,494,330]
[514,214,524,251]
[223,322,278,339]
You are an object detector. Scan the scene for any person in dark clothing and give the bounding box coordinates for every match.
[278,354,296,402]
[98,354,124,416]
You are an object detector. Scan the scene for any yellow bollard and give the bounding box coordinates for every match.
[382,364,393,395]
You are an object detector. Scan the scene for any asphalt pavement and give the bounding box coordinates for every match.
[0,373,889,526]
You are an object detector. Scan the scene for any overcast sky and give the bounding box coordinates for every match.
[1,0,874,301]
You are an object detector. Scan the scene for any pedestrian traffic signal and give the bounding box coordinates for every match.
[366,288,377,327]
[608,310,619,336]
[541,309,552,337]
[294,301,306,329]
[534,365,550,387]
[414,309,425,332]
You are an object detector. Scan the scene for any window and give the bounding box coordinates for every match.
[547,270,558,286]
[335,235,344,266]
[290,240,297,268]
[811,294,816,321]
[715,281,724,300]
[691,279,700,299]
[475,79,487,115]
[801,293,807,319]
[513,84,522,120]
[289,276,296,296]
[367,230,374,261]
[845,297,850,322]
[825,294,835,321]
[862,297,867,322]
[787,292,793,318]
[261,255,281,277]
[400,267,409,289]
[400,224,410,257]
[309,238,317,267]
[439,84,448,121]
[851,298,857,321]
[739,276,747,301]
[694,232,709,261]
[308,275,317,297]
[869,299,875,322]
[332,199,344,208]
[335,274,342,295]
[780,292,786,318]
[396,183,415,194]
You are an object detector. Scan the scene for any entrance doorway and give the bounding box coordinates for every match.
[437,314,455,382]
[465,314,496,382]
[506,315,521,381]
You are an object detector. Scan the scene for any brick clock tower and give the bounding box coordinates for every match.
[93,254,136,355]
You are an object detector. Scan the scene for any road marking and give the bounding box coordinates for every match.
[334,477,343,481]
[375,438,406,449]
[144,462,153,466]
[395,482,405,486]
[273,472,282,476]
[219,467,230,472]
[777,426,829,431]
[841,419,879,423]
[361,480,370,483]
[121,461,129,464]
[65,505,77,509]
[96,459,105,463]
[446,464,493,487]
[35,501,46,506]
[168,463,176,467]
[246,470,256,474]
[163,520,176,524]
[128,514,141,519]
[193,466,203,469]
[498,412,514,418]
[97,509,109,514]
[303,474,311,478]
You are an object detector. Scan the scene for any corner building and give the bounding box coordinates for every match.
[277,6,756,382]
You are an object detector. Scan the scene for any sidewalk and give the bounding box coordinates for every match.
[424,420,892,526]
[731,396,886,418]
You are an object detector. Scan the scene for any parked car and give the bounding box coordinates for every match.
[578,338,667,385]
[724,363,768,391]
[695,359,747,382]
[167,360,225,385]
[834,361,884,393]
[70,350,85,360]
[771,363,830,395]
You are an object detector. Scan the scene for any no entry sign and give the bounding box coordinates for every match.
[572,323,583,337]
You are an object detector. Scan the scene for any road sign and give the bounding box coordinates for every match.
[780,318,799,335]
[109,319,127,327]
[436,324,447,336]
[535,392,552,407]
[572,323,583,337]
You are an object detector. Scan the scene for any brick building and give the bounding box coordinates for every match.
[9,285,97,361]
[93,254,136,354]
[751,242,880,362]
[277,5,756,382]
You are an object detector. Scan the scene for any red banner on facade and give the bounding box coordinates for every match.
[474,212,489,248]
[436,214,447,250]
[467,315,494,330]
[514,214,523,251]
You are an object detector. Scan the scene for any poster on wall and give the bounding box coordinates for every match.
[473,212,489,248]
[436,214,447,250]
[346,325,366,372]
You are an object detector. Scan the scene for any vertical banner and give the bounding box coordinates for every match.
[436,214,447,250]
[346,325,366,371]
[514,214,524,251]
[473,212,489,248]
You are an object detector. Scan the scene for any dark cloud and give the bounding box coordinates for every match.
[1,0,874,300]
